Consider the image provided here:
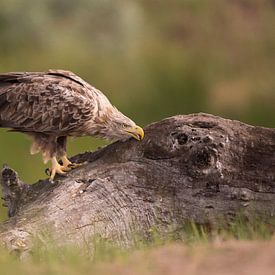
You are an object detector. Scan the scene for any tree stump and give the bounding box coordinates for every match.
[1,113,275,254]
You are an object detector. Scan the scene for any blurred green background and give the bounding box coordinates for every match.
[0,0,274,219]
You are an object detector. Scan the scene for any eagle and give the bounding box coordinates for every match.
[0,70,144,181]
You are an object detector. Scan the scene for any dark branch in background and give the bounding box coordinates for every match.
[0,113,275,256]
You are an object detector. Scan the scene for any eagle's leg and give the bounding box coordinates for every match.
[49,157,66,181]
[35,135,69,181]
[60,155,73,169]
[60,155,82,169]
[57,136,83,171]
[29,133,68,180]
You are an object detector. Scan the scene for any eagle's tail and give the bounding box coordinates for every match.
[0,74,20,127]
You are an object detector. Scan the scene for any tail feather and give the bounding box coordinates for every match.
[0,74,19,124]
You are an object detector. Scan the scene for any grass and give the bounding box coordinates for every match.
[0,217,273,275]
[0,216,274,275]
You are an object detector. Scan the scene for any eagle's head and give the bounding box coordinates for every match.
[94,106,144,142]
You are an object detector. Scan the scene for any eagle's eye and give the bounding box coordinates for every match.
[122,123,128,128]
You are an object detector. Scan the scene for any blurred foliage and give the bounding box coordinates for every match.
[0,0,275,219]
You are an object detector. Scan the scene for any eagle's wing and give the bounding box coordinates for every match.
[0,70,96,134]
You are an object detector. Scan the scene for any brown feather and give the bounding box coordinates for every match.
[0,70,95,135]
[0,69,138,163]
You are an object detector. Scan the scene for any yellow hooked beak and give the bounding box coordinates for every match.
[125,125,144,141]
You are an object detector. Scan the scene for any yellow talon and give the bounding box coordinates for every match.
[61,156,83,170]
[68,163,83,169]
[61,156,72,168]
[49,157,67,182]
[47,156,84,182]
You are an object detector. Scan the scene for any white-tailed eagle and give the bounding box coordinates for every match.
[0,70,144,181]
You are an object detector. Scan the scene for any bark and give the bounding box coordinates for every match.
[0,113,275,254]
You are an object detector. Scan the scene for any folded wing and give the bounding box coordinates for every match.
[0,70,95,135]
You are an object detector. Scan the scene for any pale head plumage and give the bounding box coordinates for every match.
[82,88,144,141]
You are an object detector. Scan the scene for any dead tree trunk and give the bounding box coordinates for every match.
[1,113,275,254]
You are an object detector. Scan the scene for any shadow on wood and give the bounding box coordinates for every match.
[1,113,275,254]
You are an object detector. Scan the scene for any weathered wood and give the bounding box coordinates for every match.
[1,113,275,253]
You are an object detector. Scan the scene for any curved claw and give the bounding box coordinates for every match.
[60,165,72,172]
[68,162,83,169]
[61,156,84,170]
[46,157,86,182]
[45,168,51,176]
[48,157,68,182]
